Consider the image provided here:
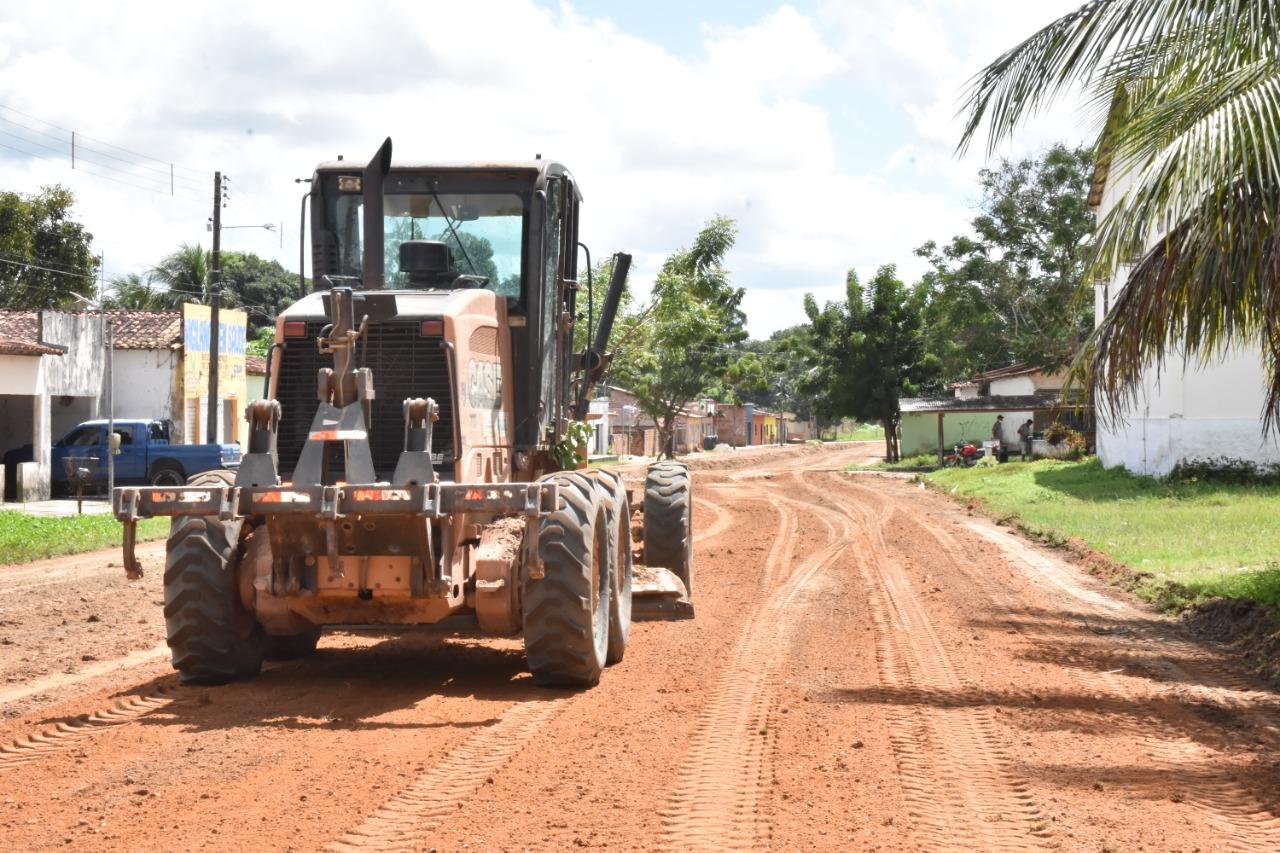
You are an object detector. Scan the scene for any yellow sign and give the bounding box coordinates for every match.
[180,303,248,444]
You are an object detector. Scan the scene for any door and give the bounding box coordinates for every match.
[112,424,148,481]
[53,424,105,489]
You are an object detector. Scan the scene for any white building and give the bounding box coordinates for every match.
[1091,155,1280,475]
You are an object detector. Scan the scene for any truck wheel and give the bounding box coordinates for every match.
[263,627,322,661]
[149,462,185,487]
[596,471,632,665]
[644,461,693,599]
[163,513,264,685]
[523,472,611,687]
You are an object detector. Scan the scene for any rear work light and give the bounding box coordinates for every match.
[283,321,308,338]
[420,319,444,337]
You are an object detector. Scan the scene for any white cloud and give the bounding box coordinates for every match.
[0,1,1087,337]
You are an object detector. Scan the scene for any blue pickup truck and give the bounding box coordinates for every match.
[52,419,241,491]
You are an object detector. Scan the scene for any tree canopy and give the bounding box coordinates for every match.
[959,0,1280,426]
[0,185,97,309]
[610,215,752,457]
[802,265,926,460]
[914,144,1096,385]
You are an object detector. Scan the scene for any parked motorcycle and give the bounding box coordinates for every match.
[943,440,985,467]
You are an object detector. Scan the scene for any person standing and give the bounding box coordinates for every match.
[1017,418,1033,459]
[991,414,1007,462]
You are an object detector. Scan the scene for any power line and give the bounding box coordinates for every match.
[0,103,206,178]
[0,136,207,203]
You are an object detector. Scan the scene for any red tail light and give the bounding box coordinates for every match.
[283,321,307,338]
[420,320,444,337]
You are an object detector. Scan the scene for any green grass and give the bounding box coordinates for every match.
[927,458,1280,611]
[835,423,885,442]
[0,512,169,566]
[846,452,941,472]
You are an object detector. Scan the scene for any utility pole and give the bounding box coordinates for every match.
[106,320,114,495]
[207,171,222,445]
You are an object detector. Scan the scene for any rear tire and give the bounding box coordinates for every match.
[523,472,611,687]
[263,627,322,661]
[149,462,186,487]
[644,460,693,599]
[163,470,263,685]
[596,471,632,665]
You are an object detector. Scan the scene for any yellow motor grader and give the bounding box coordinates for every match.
[114,139,693,687]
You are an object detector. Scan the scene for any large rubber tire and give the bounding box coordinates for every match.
[163,470,263,684]
[596,471,632,665]
[523,472,611,687]
[263,627,322,661]
[644,461,693,598]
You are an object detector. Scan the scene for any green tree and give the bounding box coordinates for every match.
[611,215,748,457]
[959,1,1280,423]
[219,251,298,335]
[802,266,927,461]
[573,254,633,354]
[915,144,1096,385]
[102,272,182,311]
[151,242,209,302]
[724,326,814,420]
[0,185,97,309]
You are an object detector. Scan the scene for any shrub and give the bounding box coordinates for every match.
[1043,421,1073,445]
[1169,457,1280,485]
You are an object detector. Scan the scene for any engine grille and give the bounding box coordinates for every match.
[275,321,456,481]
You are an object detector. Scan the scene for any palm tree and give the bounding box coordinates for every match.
[102,272,183,311]
[150,242,209,303]
[959,2,1280,424]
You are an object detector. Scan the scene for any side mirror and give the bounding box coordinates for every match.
[109,432,122,456]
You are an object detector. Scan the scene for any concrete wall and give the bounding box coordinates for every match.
[42,312,104,397]
[114,349,179,423]
[0,355,40,395]
[989,375,1036,396]
[900,410,1034,457]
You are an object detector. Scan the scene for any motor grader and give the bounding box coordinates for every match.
[113,138,693,687]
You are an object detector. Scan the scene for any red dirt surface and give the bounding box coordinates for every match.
[2,442,1279,851]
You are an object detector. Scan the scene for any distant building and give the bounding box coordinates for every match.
[899,364,1090,459]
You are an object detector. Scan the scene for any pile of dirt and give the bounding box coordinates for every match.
[1183,598,1280,686]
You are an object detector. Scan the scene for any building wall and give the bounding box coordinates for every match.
[114,349,179,423]
[42,312,104,397]
[0,355,40,395]
[989,376,1036,396]
[715,405,749,447]
[900,410,1034,457]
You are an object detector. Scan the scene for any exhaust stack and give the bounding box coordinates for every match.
[361,137,394,289]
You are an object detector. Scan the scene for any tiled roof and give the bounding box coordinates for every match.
[106,311,181,350]
[0,311,61,357]
[0,337,62,356]
[246,354,267,375]
[971,363,1037,382]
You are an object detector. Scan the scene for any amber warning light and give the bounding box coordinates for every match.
[420,320,443,337]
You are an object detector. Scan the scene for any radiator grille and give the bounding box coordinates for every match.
[276,322,456,480]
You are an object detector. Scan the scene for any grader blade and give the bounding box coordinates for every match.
[631,565,694,620]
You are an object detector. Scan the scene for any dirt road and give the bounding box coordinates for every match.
[3,442,1280,851]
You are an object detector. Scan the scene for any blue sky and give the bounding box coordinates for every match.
[0,0,1087,336]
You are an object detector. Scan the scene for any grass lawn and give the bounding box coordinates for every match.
[837,423,885,442]
[0,512,169,566]
[928,458,1280,611]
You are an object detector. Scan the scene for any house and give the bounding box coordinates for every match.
[899,364,1089,458]
[0,306,260,500]
[0,311,105,500]
[1090,152,1280,475]
[715,403,785,448]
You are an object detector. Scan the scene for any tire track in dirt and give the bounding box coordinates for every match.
[659,497,842,851]
[693,496,733,546]
[0,687,174,771]
[796,475,1053,852]
[326,698,567,853]
[895,495,1280,852]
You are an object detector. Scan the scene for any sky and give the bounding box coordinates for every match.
[0,0,1090,338]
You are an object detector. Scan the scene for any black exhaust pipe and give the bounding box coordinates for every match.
[574,252,631,418]
[361,137,394,289]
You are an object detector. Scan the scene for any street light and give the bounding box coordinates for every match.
[70,292,115,497]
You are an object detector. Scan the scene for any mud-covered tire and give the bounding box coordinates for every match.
[163,487,264,685]
[596,471,632,665]
[523,472,611,687]
[644,460,693,598]
[263,627,322,661]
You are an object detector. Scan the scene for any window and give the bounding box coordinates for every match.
[332,191,528,300]
[539,179,563,431]
[63,426,101,447]
[149,422,168,442]
[116,427,134,446]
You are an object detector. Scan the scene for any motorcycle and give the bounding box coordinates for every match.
[943,440,985,467]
